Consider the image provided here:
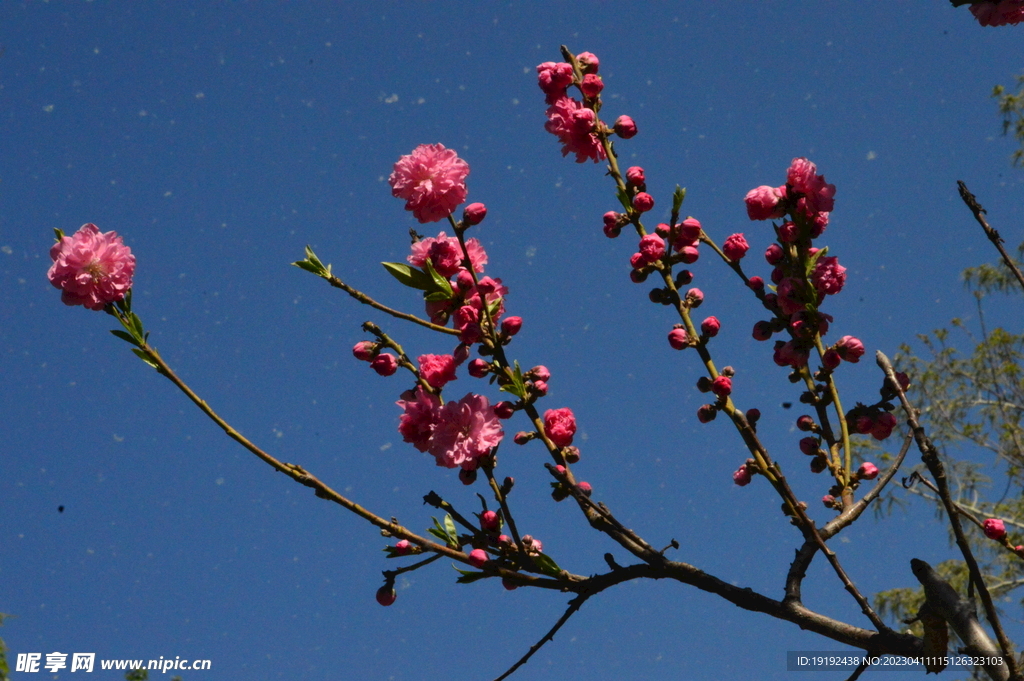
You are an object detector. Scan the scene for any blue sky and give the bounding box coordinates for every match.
[3,3,1024,680]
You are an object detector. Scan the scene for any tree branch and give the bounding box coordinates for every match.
[957,181,1024,293]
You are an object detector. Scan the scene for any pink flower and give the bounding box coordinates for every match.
[352,341,376,362]
[799,437,819,456]
[501,316,523,337]
[778,221,800,243]
[468,359,490,378]
[493,401,515,419]
[467,548,489,568]
[747,276,764,291]
[453,305,481,344]
[638,234,665,263]
[544,96,607,163]
[744,185,785,221]
[544,408,577,448]
[764,243,784,265]
[481,510,500,532]
[701,316,721,337]
[394,539,412,555]
[797,415,815,432]
[576,51,600,74]
[675,218,702,247]
[48,223,136,311]
[697,404,717,423]
[752,321,773,341]
[613,115,637,139]
[376,586,397,606]
[371,353,399,376]
[822,349,841,370]
[812,256,846,296]
[786,157,836,216]
[733,464,752,486]
[773,340,810,368]
[776,277,806,315]
[983,518,1008,540]
[858,462,879,480]
[632,192,654,213]
[577,481,593,496]
[418,354,458,389]
[871,412,898,441]
[408,232,487,278]
[397,386,441,452]
[428,393,504,469]
[710,375,732,398]
[529,365,551,381]
[971,0,1024,26]
[626,166,646,186]
[389,144,470,223]
[722,233,749,261]
[580,73,604,98]
[835,336,865,363]
[536,61,575,103]
[669,326,687,351]
[463,202,488,226]
[678,246,699,264]
[685,288,704,308]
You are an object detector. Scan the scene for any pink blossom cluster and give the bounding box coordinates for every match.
[629,213,706,282]
[389,143,470,223]
[970,0,1024,26]
[537,52,625,163]
[847,407,898,441]
[742,159,859,371]
[48,223,136,311]
[408,231,487,278]
[408,233,514,345]
[397,388,504,470]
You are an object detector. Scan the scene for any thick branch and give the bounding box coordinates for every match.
[877,350,1020,679]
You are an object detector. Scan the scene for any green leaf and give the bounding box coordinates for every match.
[427,526,450,542]
[110,329,140,346]
[804,245,829,276]
[616,186,632,212]
[423,258,454,297]
[131,348,159,369]
[382,262,435,291]
[443,514,458,543]
[53,228,65,241]
[672,186,687,214]
[293,259,324,275]
[129,312,145,338]
[531,552,562,577]
[498,361,526,399]
[424,291,452,302]
[454,567,490,584]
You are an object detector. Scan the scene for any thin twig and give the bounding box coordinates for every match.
[324,273,460,335]
[492,594,589,681]
[957,181,1024,293]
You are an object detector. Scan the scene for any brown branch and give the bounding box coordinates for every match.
[324,273,460,335]
[877,350,1020,679]
[785,430,913,604]
[957,181,1024,293]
